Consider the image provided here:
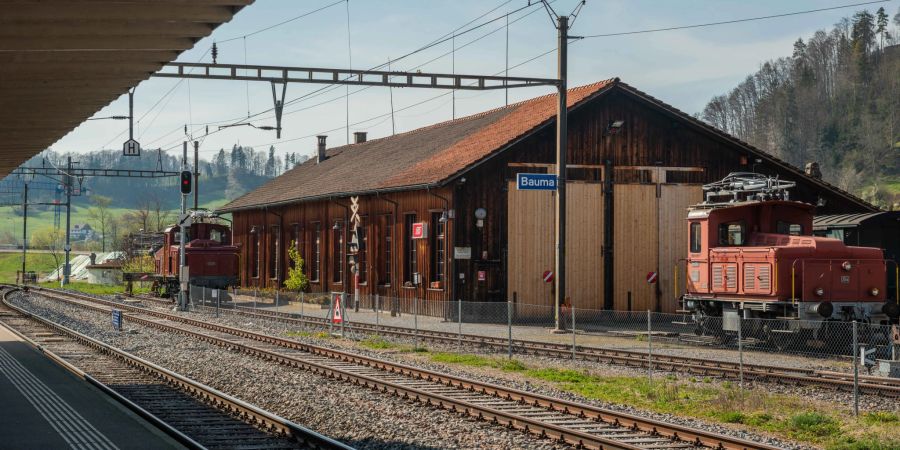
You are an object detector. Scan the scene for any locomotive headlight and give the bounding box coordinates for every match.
[814,287,825,297]
[841,261,852,271]
[870,287,879,296]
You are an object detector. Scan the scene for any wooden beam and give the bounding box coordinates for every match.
[0,3,238,22]
[0,36,196,51]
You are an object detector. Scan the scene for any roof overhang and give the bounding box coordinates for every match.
[0,0,253,177]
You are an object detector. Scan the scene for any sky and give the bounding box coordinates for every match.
[50,0,899,163]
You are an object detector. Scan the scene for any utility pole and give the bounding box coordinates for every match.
[63,156,72,286]
[193,141,199,210]
[554,15,569,331]
[20,182,27,284]
[179,142,188,311]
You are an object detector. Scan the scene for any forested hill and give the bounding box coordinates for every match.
[701,7,900,210]
[6,146,309,210]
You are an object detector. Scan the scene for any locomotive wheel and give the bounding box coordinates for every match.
[763,322,794,351]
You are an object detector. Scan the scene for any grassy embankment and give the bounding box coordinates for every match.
[350,336,899,450]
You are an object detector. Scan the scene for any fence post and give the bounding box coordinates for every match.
[329,294,334,335]
[414,297,419,350]
[215,289,219,318]
[457,299,462,352]
[572,305,576,361]
[507,301,512,359]
[340,293,346,338]
[275,289,279,309]
[853,320,859,417]
[300,291,304,318]
[738,313,744,396]
[375,294,380,332]
[647,310,653,385]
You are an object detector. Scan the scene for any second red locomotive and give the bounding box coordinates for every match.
[151,218,240,299]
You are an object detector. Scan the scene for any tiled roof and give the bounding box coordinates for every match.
[219,78,877,213]
[218,79,618,212]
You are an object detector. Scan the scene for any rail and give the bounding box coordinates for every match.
[24,286,781,450]
[1,287,352,450]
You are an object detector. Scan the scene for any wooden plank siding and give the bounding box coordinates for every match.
[230,86,869,316]
[231,187,454,302]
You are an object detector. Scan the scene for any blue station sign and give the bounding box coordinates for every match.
[516,173,558,191]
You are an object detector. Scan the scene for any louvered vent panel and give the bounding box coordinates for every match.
[758,265,771,291]
[712,265,723,290]
[726,265,737,291]
[744,264,755,290]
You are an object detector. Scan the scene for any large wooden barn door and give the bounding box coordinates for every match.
[507,181,603,315]
[613,185,658,311]
[657,185,703,312]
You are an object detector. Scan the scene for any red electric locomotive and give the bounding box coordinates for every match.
[681,173,899,332]
[151,217,240,299]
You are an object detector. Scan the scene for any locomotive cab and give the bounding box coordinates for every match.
[682,173,898,326]
[151,219,240,299]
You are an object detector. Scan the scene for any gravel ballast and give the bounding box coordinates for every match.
[9,292,566,450]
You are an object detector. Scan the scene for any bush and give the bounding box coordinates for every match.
[283,240,309,292]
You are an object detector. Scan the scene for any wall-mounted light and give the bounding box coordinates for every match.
[604,119,625,136]
[250,226,258,234]
[332,221,342,231]
[439,211,448,223]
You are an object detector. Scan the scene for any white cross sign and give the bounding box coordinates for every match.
[350,196,361,229]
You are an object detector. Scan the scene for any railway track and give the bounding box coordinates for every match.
[18,286,779,450]
[196,296,900,397]
[0,287,351,450]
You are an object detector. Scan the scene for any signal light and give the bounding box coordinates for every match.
[180,171,192,194]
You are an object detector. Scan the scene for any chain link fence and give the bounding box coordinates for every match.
[185,285,899,415]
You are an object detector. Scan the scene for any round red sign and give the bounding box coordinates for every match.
[543,270,554,283]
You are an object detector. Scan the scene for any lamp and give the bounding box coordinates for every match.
[604,120,625,136]
[439,211,448,223]
[332,221,341,231]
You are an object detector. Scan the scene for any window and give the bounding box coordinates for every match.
[210,228,223,243]
[358,218,368,284]
[404,214,417,283]
[311,222,321,282]
[333,220,344,283]
[690,222,701,253]
[776,221,803,236]
[268,226,280,279]
[380,215,392,285]
[289,223,301,269]
[250,227,260,278]
[718,221,746,246]
[430,212,445,283]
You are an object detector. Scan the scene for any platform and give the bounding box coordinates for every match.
[0,324,184,450]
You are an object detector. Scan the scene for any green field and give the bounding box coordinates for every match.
[0,198,231,249]
[0,252,60,283]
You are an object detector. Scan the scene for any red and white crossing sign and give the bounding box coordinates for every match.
[542,270,554,283]
[646,271,658,284]
[331,293,343,324]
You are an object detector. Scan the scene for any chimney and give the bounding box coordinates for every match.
[353,131,367,144]
[316,135,327,164]
[805,161,822,179]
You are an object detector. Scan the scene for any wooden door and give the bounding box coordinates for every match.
[657,185,702,312]
[613,184,658,311]
[506,181,604,315]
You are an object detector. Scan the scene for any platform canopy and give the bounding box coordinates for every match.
[0,0,253,177]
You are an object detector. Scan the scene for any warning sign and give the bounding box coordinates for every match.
[646,271,658,284]
[331,293,343,324]
[543,270,553,283]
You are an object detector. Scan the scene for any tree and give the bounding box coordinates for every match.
[264,146,276,177]
[876,7,889,51]
[213,149,228,176]
[283,240,309,292]
[87,195,113,252]
[31,227,65,279]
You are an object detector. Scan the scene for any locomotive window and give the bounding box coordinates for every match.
[776,221,803,236]
[210,229,223,243]
[718,221,746,246]
[690,222,701,253]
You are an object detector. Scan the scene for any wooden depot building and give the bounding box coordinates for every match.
[217,78,876,314]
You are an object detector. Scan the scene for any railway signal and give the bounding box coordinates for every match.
[180,170,192,194]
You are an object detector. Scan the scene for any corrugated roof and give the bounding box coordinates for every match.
[219,78,878,213]
[219,78,618,212]
[813,212,900,229]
